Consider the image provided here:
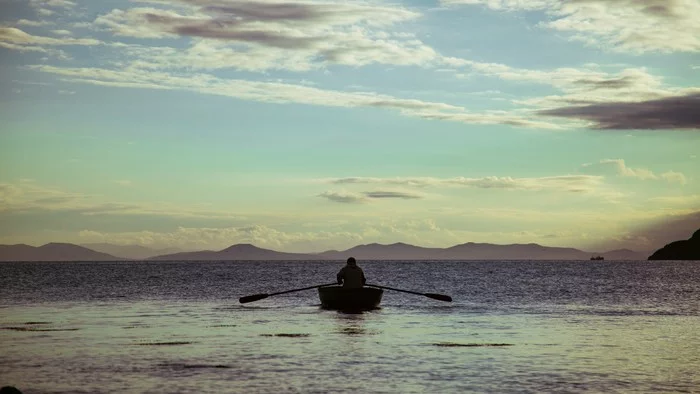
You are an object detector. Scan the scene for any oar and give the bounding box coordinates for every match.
[239,282,337,304]
[366,284,452,302]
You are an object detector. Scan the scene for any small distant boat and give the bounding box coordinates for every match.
[590,256,604,260]
[318,286,383,311]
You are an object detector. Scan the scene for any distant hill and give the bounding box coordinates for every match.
[318,242,647,261]
[0,243,122,261]
[148,242,648,261]
[80,243,184,259]
[0,241,651,262]
[445,242,586,260]
[317,242,440,260]
[648,228,700,260]
[148,243,320,261]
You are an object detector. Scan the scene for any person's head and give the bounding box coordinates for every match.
[347,257,356,266]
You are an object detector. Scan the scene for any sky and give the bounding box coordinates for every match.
[1,0,699,253]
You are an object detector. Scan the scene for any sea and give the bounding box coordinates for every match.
[1,260,699,393]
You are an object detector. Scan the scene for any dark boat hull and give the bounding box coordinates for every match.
[318,286,383,311]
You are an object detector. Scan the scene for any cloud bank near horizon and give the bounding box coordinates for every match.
[2,176,697,252]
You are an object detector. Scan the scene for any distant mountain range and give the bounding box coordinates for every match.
[0,241,651,261]
[80,243,184,260]
[148,243,321,261]
[315,242,647,261]
[0,243,123,261]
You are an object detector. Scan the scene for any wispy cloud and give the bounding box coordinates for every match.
[51,29,72,36]
[30,0,76,8]
[660,172,688,185]
[0,27,98,46]
[29,64,559,129]
[442,0,700,53]
[28,0,77,18]
[324,175,604,192]
[581,159,688,184]
[0,181,240,220]
[16,19,54,27]
[318,191,368,204]
[451,60,696,109]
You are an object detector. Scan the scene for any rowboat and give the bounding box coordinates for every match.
[318,286,383,311]
[240,283,449,307]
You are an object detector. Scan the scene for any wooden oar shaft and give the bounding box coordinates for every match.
[366,284,425,297]
[267,283,336,297]
[239,282,336,304]
[366,284,452,302]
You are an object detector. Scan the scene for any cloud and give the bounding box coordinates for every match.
[51,29,72,36]
[539,93,700,130]
[92,2,437,70]
[442,0,700,53]
[581,159,687,184]
[0,42,50,54]
[30,0,76,8]
[318,189,424,203]
[87,1,692,101]
[4,1,692,133]
[0,181,81,211]
[447,61,700,131]
[16,19,54,27]
[660,172,688,185]
[325,175,603,192]
[441,0,551,11]
[363,191,423,200]
[318,191,367,204]
[331,177,436,187]
[0,27,97,46]
[29,64,558,128]
[0,181,241,220]
[585,159,656,180]
[452,61,693,108]
[28,0,77,19]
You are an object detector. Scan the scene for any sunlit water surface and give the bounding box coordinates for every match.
[1,260,699,393]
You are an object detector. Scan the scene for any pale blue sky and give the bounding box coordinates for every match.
[1,0,699,253]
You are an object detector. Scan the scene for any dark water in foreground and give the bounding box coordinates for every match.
[1,260,699,393]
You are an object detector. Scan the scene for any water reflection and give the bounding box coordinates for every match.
[332,310,375,336]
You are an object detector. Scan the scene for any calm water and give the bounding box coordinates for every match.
[1,260,699,393]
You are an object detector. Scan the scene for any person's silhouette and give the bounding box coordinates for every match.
[336,257,366,288]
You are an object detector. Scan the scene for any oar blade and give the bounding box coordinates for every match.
[425,293,452,302]
[239,293,269,304]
